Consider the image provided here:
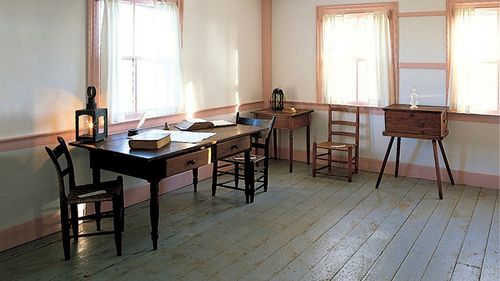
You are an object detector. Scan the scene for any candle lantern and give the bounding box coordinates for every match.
[75,86,108,142]
[270,88,285,110]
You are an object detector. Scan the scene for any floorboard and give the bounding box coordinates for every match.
[0,160,497,281]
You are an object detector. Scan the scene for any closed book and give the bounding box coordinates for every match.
[129,130,171,150]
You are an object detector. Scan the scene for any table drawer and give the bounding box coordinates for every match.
[385,110,446,138]
[166,148,210,177]
[216,136,251,159]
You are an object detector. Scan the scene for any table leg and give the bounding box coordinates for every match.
[376,137,395,189]
[273,129,278,159]
[432,140,443,200]
[289,129,294,173]
[438,140,455,185]
[192,168,198,192]
[395,137,401,178]
[306,125,311,165]
[149,180,160,250]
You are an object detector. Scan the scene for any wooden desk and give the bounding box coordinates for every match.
[376,104,455,199]
[70,125,262,250]
[253,108,314,173]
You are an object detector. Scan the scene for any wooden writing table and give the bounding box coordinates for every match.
[376,104,455,199]
[70,125,262,250]
[253,108,314,173]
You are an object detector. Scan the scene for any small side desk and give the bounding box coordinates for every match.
[253,108,314,173]
[376,104,455,199]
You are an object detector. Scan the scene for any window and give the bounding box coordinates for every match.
[317,3,398,106]
[90,0,183,123]
[448,1,499,114]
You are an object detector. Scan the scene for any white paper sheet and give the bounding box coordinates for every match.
[167,131,216,143]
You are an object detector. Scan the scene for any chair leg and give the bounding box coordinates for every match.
[113,196,122,256]
[234,164,239,189]
[120,188,125,232]
[312,143,317,177]
[328,149,332,171]
[347,148,353,183]
[70,204,78,241]
[94,202,101,231]
[355,148,359,174]
[61,206,71,260]
[211,160,218,197]
[264,158,269,192]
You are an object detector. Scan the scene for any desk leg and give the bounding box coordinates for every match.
[432,140,444,200]
[149,180,160,250]
[192,168,198,192]
[306,125,311,165]
[438,140,455,185]
[289,129,294,173]
[395,137,401,178]
[376,137,395,189]
[273,129,278,159]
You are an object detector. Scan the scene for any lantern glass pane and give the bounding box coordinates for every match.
[78,114,94,137]
[98,115,106,134]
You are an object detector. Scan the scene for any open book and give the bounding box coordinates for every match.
[128,130,171,150]
[174,118,235,131]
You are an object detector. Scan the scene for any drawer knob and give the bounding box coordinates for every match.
[231,144,239,150]
[187,160,196,166]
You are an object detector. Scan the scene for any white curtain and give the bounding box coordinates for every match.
[449,8,499,113]
[101,0,182,123]
[322,12,393,106]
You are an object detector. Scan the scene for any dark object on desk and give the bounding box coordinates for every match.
[270,88,285,110]
[253,108,314,173]
[75,86,108,143]
[45,136,124,260]
[129,130,171,150]
[128,129,139,136]
[212,113,276,203]
[313,105,360,182]
[376,104,455,199]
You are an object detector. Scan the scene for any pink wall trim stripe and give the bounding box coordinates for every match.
[398,11,446,17]
[262,0,272,108]
[277,147,499,190]
[399,62,446,69]
[0,101,264,153]
[0,165,213,253]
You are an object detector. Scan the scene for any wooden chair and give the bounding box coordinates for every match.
[312,105,360,182]
[45,137,124,260]
[212,113,276,203]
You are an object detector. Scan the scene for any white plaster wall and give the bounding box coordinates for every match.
[0,0,263,232]
[182,0,262,113]
[272,0,500,178]
[0,0,86,139]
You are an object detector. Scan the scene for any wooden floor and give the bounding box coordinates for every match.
[1,160,498,281]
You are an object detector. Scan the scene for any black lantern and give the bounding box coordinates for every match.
[75,86,108,142]
[270,88,285,110]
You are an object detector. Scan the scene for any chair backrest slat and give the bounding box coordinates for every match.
[45,137,77,200]
[236,112,276,148]
[328,105,360,145]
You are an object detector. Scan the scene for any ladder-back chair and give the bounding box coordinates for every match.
[45,137,124,260]
[312,105,360,182]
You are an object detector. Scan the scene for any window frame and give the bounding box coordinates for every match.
[86,0,183,110]
[316,2,399,105]
[446,0,500,115]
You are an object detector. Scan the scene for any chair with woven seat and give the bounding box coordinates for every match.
[312,105,360,182]
[212,113,276,203]
[45,136,124,260]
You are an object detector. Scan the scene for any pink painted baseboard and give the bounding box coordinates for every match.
[276,147,499,190]
[0,165,213,253]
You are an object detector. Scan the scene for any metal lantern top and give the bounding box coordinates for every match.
[270,88,285,110]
